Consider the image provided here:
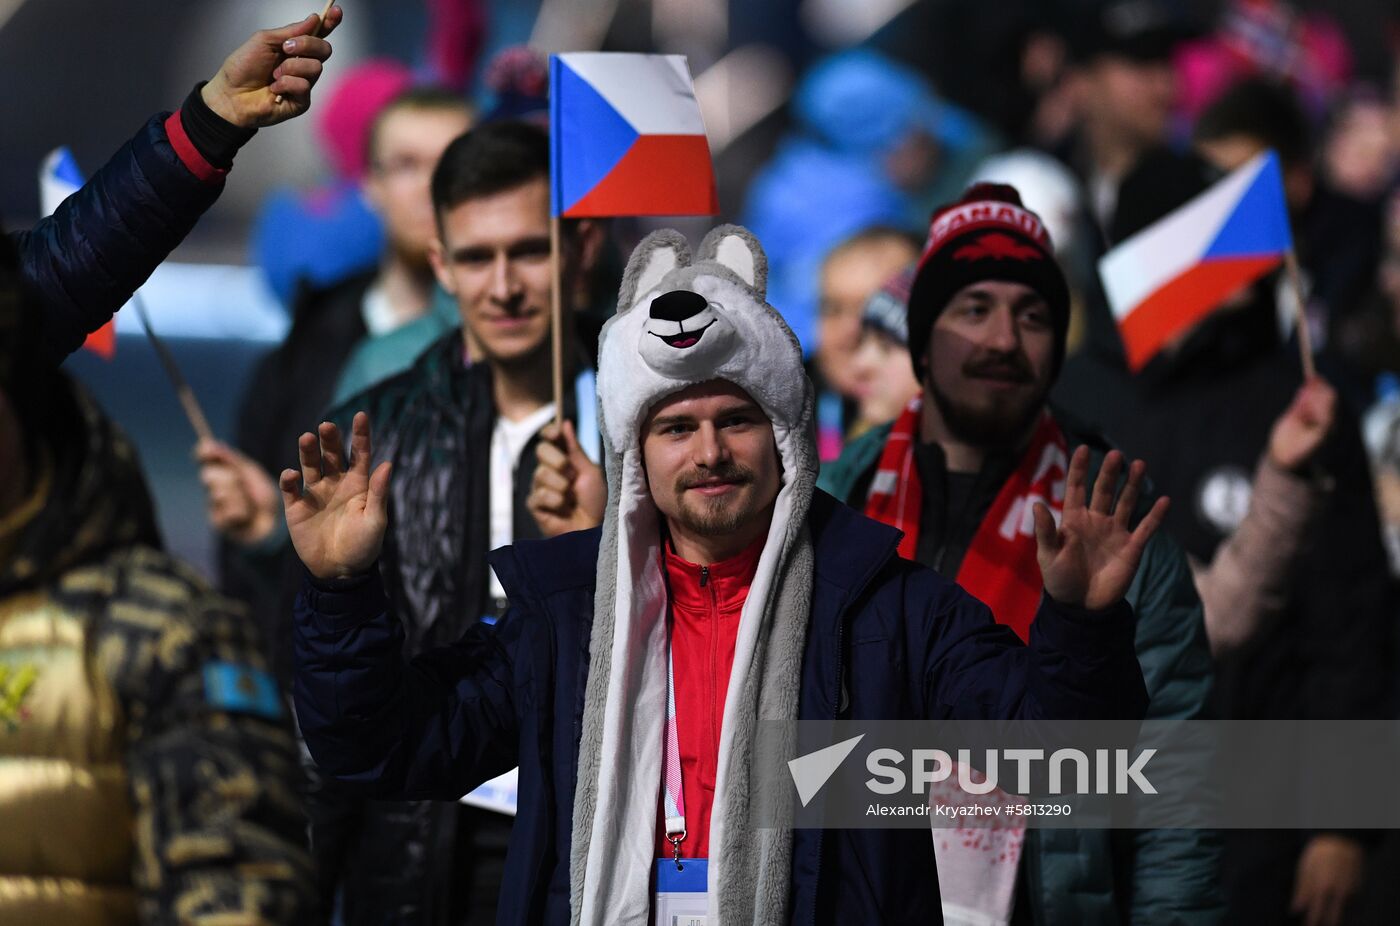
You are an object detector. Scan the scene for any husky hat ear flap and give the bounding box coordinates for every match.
[571,224,815,926]
[616,228,691,314]
[696,223,768,299]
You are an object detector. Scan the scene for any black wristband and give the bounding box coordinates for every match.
[179,82,257,169]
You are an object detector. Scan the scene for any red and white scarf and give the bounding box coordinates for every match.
[864,397,1068,642]
[864,397,1069,925]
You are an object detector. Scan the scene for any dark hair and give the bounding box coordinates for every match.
[430,120,550,218]
[365,85,472,167]
[0,230,45,424]
[1194,78,1312,167]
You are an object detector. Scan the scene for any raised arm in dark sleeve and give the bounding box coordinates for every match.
[293,566,524,801]
[16,92,238,367]
[908,565,1149,722]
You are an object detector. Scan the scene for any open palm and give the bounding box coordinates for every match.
[1033,447,1169,611]
[281,412,392,580]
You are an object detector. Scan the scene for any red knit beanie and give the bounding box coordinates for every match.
[906,183,1070,381]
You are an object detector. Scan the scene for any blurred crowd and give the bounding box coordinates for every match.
[8,0,1400,923]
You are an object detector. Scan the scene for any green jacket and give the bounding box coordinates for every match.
[820,419,1224,926]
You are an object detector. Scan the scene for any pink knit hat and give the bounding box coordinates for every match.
[315,59,415,180]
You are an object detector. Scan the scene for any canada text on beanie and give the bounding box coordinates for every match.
[906,182,1071,383]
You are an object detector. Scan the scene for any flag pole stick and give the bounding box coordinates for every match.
[1284,248,1316,380]
[550,214,565,429]
[131,295,215,444]
[274,0,337,105]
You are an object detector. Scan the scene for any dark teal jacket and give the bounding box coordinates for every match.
[819,419,1224,926]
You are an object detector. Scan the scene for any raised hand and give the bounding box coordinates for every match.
[527,420,606,537]
[1033,447,1170,611]
[1268,376,1337,473]
[201,7,344,129]
[281,412,392,580]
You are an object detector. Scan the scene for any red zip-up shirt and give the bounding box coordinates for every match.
[655,534,765,859]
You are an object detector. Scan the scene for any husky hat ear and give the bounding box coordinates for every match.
[696,224,767,299]
[616,228,691,314]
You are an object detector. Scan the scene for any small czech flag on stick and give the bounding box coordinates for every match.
[1098,150,1310,376]
[546,52,718,424]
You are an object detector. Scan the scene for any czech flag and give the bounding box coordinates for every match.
[549,53,717,218]
[40,147,116,359]
[1098,150,1292,371]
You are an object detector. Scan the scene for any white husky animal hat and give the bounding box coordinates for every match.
[570,225,816,925]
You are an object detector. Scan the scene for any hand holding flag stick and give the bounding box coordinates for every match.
[273,0,339,106]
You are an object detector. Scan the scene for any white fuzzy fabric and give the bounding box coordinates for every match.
[570,225,816,925]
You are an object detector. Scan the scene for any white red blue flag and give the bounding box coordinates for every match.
[1098,150,1292,371]
[549,53,717,218]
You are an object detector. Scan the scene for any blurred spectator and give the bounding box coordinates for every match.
[427,0,488,93]
[0,237,315,923]
[742,48,993,351]
[204,121,608,925]
[878,1,1075,149]
[1343,192,1400,577]
[1057,0,1196,231]
[329,46,553,406]
[849,264,921,431]
[1323,89,1398,202]
[819,181,1221,926]
[1055,149,1393,926]
[329,88,478,401]
[1194,78,1388,364]
[1193,376,1335,655]
[204,86,471,684]
[252,59,416,307]
[812,226,920,460]
[1176,0,1355,124]
[477,46,550,124]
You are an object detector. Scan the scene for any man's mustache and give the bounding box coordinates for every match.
[964,351,1033,382]
[677,463,755,492]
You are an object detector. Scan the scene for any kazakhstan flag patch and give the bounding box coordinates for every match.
[203,661,283,719]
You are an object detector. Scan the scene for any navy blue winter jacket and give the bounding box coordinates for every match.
[294,492,1149,925]
[15,112,224,367]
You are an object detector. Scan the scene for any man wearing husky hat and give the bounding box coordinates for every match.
[287,224,1162,924]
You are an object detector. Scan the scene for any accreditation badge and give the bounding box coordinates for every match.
[654,858,707,926]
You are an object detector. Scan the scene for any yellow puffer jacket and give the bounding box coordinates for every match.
[0,575,138,924]
[0,379,315,925]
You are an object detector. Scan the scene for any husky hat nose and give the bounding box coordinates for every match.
[649,289,708,322]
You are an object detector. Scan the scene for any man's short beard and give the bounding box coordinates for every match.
[483,334,551,373]
[672,463,757,537]
[927,374,1048,450]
